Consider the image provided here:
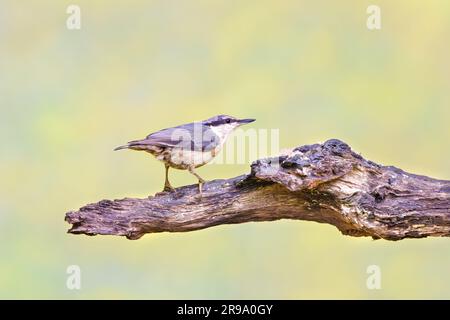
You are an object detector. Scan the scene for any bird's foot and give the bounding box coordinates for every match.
[163,184,175,192]
[197,179,206,197]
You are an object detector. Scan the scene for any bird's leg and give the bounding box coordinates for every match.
[163,164,175,192]
[188,167,206,195]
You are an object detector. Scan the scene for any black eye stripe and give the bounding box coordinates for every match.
[209,118,235,126]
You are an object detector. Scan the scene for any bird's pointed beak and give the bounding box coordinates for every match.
[238,118,255,124]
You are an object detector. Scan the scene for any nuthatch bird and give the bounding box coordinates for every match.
[114,115,255,194]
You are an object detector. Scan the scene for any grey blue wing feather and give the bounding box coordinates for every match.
[115,122,221,152]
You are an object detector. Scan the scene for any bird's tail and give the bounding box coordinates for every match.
[114,140,150,151]
[113,144,129,151]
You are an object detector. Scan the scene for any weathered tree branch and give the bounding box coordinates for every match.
[65,139,450,241]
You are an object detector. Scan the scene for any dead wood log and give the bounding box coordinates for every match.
[65,139,450,240]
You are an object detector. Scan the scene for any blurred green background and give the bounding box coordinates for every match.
[1,0,450,299]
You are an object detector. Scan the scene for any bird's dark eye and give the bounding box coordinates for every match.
[225,119,231,124]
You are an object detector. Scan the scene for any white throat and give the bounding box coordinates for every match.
[209,123,239,144]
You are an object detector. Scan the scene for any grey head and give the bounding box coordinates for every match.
[200,115,255,144]
[202,115,255,127]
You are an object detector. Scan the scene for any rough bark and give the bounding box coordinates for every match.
[65,139,450,241]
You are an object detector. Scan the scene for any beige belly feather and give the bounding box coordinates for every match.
[154,146,221,169]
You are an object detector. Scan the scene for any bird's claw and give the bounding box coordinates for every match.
[197,180,206,198]
[163,185,175,192]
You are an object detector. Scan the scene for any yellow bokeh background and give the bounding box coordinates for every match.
[1,0,450,299]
